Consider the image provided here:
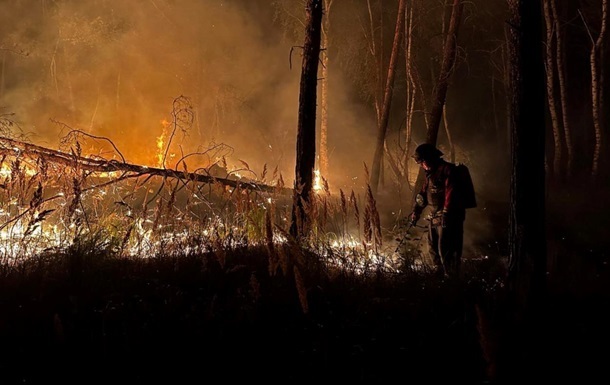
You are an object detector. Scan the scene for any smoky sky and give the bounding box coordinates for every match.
[0,0,376,187]
[1,0,512,231]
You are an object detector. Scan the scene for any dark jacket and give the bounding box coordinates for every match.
[416,159,465,221]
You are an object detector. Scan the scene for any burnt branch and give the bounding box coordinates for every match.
[0,136,291,195]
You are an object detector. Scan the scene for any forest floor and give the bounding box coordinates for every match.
[0,188,608,385]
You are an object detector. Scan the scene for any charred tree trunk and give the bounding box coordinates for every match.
[290,0,323,238]
[507,0,546,320]
[370,0,407,194]
[411,0,464,204]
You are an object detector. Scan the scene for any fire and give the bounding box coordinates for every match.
[314,169,323,192]
[156,120,170,168]
[0,140,407,275]
[0,163,37,177]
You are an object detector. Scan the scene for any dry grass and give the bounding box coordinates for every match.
[1,138,609,384]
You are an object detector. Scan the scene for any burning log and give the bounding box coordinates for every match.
[0,136,291,195]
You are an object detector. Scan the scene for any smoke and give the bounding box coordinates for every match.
[0,1,328,179]
[0,0,509,242]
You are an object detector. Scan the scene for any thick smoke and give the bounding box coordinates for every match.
[0,0,508,254]
[0,0,371,184]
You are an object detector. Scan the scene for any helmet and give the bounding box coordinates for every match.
[412,143,443,163]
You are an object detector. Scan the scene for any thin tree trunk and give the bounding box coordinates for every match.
[551,0,573,179]
[442,103,455,162]
[425,0,463,146]
[290,0,323,238]
[404,0,416,187]
[582,0,608,179]
[597,0,608,179]
[543,0,562,180]
[370,0,407,193]
[503,28,512,160]
[411,0,463,203]
[319,0,333,180]
[492,75,502,150]
[366,0,382,122]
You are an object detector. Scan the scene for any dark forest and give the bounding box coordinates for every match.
[0,0,609,383]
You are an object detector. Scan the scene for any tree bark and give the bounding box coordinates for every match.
[319,0,333,180]
[506,0,546,318]
[370,0,407,193]
[404,0,416,188]
[551,0,573,179]
[543,0,563,180]
[442,103,455,162]
[290,0,323,238]
[586,0,608,180]
[411,0,464,204]
[424,0,462,146]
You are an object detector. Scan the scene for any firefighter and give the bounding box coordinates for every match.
[409,143,466,278]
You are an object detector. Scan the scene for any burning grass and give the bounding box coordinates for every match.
[0,130,418,275]
[1,131,609,383]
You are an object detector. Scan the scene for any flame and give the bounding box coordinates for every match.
[0,163,38,177]
[156,120,170,168]
[313,169,323,192]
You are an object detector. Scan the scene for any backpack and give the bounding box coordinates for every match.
[454,163,477,209]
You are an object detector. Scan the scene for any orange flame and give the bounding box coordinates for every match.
[156,120,170,168]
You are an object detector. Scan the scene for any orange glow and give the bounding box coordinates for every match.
[156,120,170,168]
[313,169,323,192]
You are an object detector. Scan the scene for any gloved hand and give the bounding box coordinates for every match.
[409,212,420,226]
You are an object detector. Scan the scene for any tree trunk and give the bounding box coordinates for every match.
[370,0,407,193]
[319,0,333,180]
[442,103,455,162]
[551,0,573,179]
[404,0,416,187]
[411,0,464,203]
[543,0,563,180]
[588,0,608,180]
[506,0,546,319]
[424,0,463,146]
[290,0,323,238]
[366,0,383,123]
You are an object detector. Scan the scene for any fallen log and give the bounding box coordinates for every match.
[0,136,292,195]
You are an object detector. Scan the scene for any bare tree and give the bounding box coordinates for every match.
[581,0,608,180]
[290,0,323,238]
[543,0,563,180]
[370,0,407,193]
[319,0,334,180]
[551,0,573,179]
[403,0,417,186]
[410,0,464,203]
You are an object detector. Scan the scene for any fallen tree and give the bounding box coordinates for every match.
[0,136,291,195]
